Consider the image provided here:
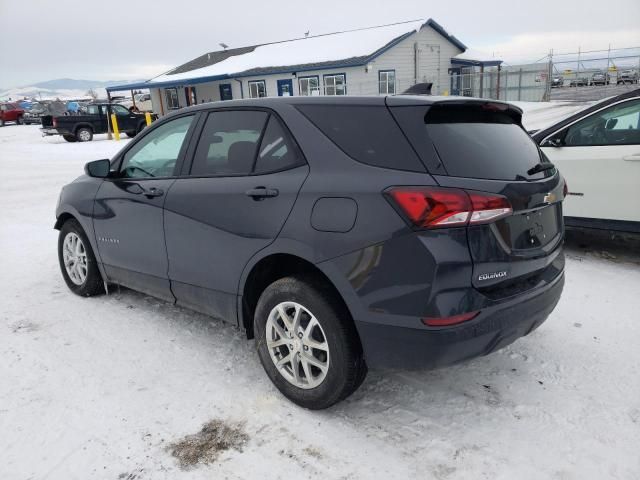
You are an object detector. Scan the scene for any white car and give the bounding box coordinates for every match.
[532,89,640,233]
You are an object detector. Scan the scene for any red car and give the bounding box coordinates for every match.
[0,103,25,126]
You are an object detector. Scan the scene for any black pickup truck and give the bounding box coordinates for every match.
[41,103,154,142]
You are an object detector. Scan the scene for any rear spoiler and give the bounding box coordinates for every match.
[401,83,433,95]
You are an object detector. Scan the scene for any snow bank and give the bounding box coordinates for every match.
[1,126,639,479]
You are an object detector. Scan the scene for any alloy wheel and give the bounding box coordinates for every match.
[265,301,330,389]
[62,232,88,285]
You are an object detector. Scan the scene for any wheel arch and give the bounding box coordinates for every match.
[238,251,360,340]
[74,123,94,134]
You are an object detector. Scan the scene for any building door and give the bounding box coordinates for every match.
[185,86,197,106]
[449,67,461,95]
[219,83,233,101]
[277,79,293,96]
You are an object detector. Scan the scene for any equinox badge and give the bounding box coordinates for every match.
[478,271,507,281]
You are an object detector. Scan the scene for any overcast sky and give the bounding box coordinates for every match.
[1,0,639,87]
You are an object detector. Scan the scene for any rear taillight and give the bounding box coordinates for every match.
[387,187,512,229]
[563,181,568,198]
[53,118,57,127]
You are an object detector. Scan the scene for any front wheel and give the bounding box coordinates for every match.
[58,219,104,296]
[254,275,366,409]
[16,116,24,125]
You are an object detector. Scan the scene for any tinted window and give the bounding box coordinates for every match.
[120,115,194,178]
[254,116,304,174]
[564,99,640,146]
[190,110,268,176]
[394,104,547,180]
[296,104,425,172]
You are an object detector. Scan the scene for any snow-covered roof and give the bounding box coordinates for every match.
[107,19,468,91]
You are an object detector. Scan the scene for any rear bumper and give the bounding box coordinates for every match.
[355,271,564,369]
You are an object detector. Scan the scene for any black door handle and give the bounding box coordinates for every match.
[143,187,164,198]
[245,187,279,200]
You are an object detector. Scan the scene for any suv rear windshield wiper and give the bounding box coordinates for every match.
[527,162,556,176]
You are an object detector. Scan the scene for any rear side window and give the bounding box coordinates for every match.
[296,104,425,172]
[190,110,268,176]
[254,116,304,174]
[393,104,548,180]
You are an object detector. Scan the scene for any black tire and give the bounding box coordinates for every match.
[58,218,104,297]
[63,134,77,142]
[0,118,4,127]
[16,116,24,125]
[137,122,147,134]
[254,275,366,409]
[76,127,93,142]
[125,131,137,138]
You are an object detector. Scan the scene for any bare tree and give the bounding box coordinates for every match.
[86,88,98,100]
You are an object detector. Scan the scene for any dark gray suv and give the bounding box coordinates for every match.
[55,96,566,409]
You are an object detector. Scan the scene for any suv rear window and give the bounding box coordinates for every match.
[392,104,549,180]
[296,104,425,172]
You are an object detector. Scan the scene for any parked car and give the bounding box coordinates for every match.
[41,102,152,142]
[590,71,610,86]
[617,70,639,85]
[532,88,640,233]
[0,102,25,126]
[551,76,564,88]
[22,102,47,124]
[55,96,566,409]
[569,76,588,87]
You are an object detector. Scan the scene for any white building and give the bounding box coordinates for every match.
[107,19,500,115]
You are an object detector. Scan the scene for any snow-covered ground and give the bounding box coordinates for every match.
[1,124,639,480]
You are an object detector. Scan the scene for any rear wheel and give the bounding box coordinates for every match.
[63,135,77,142]
[125,131,137,138]
[76,127,93,142]
[16,116,24,125]
[0,118,4,127]
[254,275,366,409]
[58,219,104,296]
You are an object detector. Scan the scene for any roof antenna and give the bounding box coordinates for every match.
[219,42,229,50]
[304,31,310,38]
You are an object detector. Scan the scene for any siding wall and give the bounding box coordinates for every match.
[149,25,464,114]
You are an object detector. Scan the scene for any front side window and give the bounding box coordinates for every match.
[165,88,180,109]
[299,76,320,96]
[120,115,194,178]
[248,80,267,98]
[254,116,304,174]
[190,110,268,176]
[379,70,396,94]
[324,74,346,96]
[111,104,130,116]
[564,99,640,146]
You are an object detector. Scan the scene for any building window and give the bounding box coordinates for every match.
[248,80,267,98]
[324,74,346,96]
[165,88,180,109]
[299,76,320,96]
[379,70,396,94]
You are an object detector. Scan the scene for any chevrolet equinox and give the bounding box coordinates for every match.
[55,96,566,409]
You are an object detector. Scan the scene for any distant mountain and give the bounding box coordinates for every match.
[0,78,147,102]
[31,78,145,90]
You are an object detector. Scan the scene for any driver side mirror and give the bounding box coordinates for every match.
[84,159,111,178]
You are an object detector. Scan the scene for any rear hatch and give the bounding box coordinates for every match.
[389,98,565,297]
